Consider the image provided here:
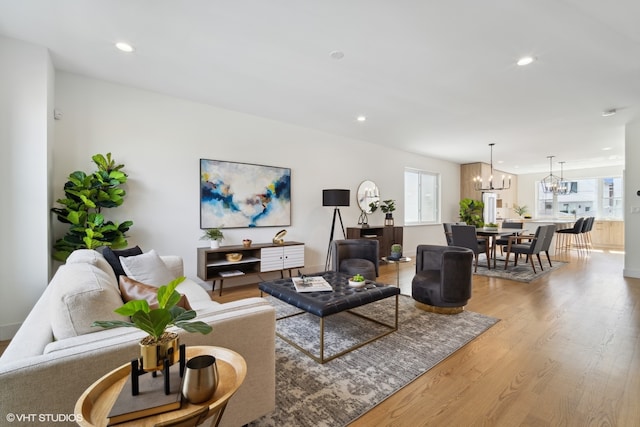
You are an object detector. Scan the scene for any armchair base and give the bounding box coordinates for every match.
[415,301,465,314]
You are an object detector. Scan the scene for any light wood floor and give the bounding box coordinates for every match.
[2,248,637,426]
[208,248,640,426]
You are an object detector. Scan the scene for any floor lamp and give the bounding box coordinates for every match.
[323,189,350,271]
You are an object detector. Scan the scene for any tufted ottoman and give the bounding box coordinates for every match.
[259,271,400,363]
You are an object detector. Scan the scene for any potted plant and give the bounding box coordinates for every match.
[92,277,212,371]
[201,228,224,248]
[459,198,484,228]
[370,199,396,225]
[390,243,403,260]
[513,204,528,218]
[51,153,133,261]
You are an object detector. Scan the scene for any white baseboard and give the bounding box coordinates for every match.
[623,268,640,279]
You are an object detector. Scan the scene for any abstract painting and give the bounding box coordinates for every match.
[200,159,291,228]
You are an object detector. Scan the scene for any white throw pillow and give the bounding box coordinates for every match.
[50,262,128,340]
[120,249,176,285]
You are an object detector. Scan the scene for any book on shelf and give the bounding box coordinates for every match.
[291,276,333,293]
[108,363,183,425]
[218,270,245,277]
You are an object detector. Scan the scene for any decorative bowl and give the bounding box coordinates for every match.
[226,253,243,262]
[348,279,367,288]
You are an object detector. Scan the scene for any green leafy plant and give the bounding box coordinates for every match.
[369,199,396,214]
[200,228,224,241]
[51,153,133,261]
[513,204,528,217]
[459,198,485,228]
[391,244,402,252]
[485,223,499,228]
[92,276,212,343]
[351,274,365,282]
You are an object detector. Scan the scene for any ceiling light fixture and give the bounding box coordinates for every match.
[602,109,616,117]
[473,143,511,191]
[115,42,134,53]
[356,115,366,122]
[330,50,344,60]
[516,56,535,66]
[541,156,568,195]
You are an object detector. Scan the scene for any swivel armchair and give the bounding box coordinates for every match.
[411,244,474,314]
[330,239,379,280]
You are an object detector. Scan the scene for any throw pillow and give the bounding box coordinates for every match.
[119,249,176,285]
[101,246,143,278]
[50,262,129,340]
[119,276,192,310]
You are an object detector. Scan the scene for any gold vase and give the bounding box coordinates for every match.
[139,332,180,372]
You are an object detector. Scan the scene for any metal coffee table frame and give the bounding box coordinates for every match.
[259,271,400,364]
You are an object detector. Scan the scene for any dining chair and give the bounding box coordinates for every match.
[539,224,556,267]
[503,225,548,273]
[451,225,490,272]
[494,221,524,256]
[443,222,466,246]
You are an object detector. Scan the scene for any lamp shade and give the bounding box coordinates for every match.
[322,189,350,207]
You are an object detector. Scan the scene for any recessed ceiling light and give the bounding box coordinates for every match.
[602,109,616,117]
[356,115,366,122]
[115,42,134,53]
[330,50,344,60]
[602,147,613,151]
[516,56,535,66]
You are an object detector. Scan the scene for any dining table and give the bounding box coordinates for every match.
[476,227,528,268]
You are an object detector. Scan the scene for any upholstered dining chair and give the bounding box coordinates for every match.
[539,224,556,267]
[450,225,490,272]
[503,225,548,273]
[330,239,379,280]
[411,244,474,314]
[494,221,524,256]
[443,222,466,246]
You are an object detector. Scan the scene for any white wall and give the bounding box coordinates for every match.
[624,121,640,278]
[0,36,53,340]
[53,72,460,287]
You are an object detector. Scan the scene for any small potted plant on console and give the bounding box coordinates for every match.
[201,227,224,248]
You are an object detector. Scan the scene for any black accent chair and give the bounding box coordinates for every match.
[555,217,585,253]
[504,225,548,273]
[411,245,474,314]
[451,225,490,272]
[331,239,379,280]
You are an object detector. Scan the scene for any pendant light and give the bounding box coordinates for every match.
[541,156,563,194]
[473,143,511,191]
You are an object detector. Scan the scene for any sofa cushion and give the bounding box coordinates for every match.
[50,262,129,340]
[119,276,192,310]
[101,246,143,278]
[120,249,176,285]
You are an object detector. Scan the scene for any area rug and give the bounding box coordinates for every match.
[248,295,498,427]
[473,257,567,282]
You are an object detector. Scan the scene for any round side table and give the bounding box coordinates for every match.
[75,346,246,427]
[381,256,412,286]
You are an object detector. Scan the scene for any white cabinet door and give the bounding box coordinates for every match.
[283,245,304,269]
[260,245,305,272]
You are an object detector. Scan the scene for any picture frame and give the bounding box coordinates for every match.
[200,159,291,228]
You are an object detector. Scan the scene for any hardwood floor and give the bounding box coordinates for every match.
[210,248,640,426]
[2,248,637,426]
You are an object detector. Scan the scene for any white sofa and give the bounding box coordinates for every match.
[0,250,276,427]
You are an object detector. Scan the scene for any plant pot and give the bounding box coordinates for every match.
[384,213,394,226]
[390,251,402,260]
[139,332,180,372]
[210,240,220,249]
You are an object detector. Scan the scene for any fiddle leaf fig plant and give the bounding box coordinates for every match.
[92,277,212,343]
[459,198,485,228]
[51,153,133,261]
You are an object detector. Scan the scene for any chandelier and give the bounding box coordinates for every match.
[473,143,511,191]
[541,156,568,194]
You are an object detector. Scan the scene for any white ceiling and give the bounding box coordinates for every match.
[2,0,638,174]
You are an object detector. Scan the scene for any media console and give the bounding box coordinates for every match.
[197,242,304,296]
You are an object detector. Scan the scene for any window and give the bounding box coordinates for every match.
[535,176,623,219]
[404,168,439,225]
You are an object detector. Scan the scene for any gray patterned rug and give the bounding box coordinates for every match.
[473,257,568,282]
[248,295,498,427]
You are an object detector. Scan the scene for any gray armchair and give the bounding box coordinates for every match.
[331,239,379,280]
[411,245,474,314]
